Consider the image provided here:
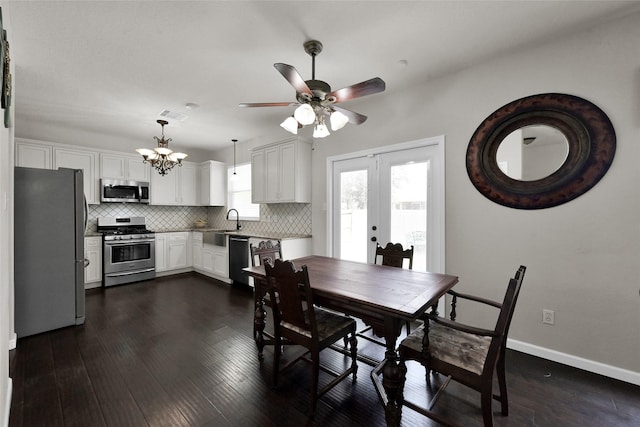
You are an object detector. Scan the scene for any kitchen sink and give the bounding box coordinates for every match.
[203,231,228,246]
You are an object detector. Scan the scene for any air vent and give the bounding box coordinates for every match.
[158,109,188,122]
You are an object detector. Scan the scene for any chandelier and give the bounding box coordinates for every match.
[136,119,187,176]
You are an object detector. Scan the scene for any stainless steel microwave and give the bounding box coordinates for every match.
[100,179,149,203]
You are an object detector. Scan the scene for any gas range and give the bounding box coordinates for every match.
[97,216,155,240]
[101,228,155,241]
[97,216,156,287]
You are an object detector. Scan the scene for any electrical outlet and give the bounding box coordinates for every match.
[542,309,555,325]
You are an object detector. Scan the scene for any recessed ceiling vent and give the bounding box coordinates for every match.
[158,109,188,122]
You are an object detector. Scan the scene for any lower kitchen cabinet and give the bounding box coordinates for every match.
[155,232,192,274]
[192,231,230,282]
[192,232,203,269]
[197,242,230,283]
[84,236,102,288]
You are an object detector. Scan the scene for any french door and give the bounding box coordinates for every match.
[328,137,445,274]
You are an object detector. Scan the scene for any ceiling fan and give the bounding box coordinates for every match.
[239,40,386,138]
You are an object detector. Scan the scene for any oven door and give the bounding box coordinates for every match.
[103,238,155,274]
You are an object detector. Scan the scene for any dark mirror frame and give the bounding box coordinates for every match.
[466,93,616,209]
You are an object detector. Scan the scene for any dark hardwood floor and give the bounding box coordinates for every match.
[9,272,640,426]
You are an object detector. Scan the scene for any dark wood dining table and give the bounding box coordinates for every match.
[244,255,459,426]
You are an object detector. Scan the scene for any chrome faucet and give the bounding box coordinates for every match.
[226,208,241,230]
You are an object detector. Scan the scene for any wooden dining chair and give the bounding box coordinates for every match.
[264,258,358,417]
[398,265,527,427]
[374,242,414,269]
[353,242,415,349]
[250,240,282,360]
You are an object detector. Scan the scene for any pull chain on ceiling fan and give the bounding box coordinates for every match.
[239,40,386,138]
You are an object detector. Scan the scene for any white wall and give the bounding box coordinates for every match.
[0,1,14,424]
[309,12,640,380]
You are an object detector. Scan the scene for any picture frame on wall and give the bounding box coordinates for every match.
[2,27,11,128]
[0,8,5,109]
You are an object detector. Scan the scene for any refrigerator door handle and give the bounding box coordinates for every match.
[83,195,88,234]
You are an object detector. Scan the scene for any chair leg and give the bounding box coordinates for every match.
[349,332,358,382]
[310,351,320,417]
[496,351,509,415]
[481,384,494,427]
[272,336,281,389]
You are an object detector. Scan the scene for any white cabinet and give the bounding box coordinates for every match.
[251,138,311,203]
[192,232,203,270]
[193,232,230,282]
[180,163,198,206]
[53,147,99,204]
[250,150,265,204]
[155,232,191,273]
[84,236,102,287]
[201,242,229,280]
[16,141,100,204]
[150,167,178,205]
[168,232,190,270]
[15,140,52,169]
[155,234,168,272]
[280,237,312,260]
[100,153,150,181]
[150,162,197,206]
[198,160,226,206]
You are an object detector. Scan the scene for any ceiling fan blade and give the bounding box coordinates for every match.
[329,77,386,103]
[238,102,298,108]
[332,106,367,125]
[274,63,313,96]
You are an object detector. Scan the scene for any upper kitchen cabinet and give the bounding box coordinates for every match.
[150,162,197,206]
[198,160,226,206]
[15,139,53,169]
[100,153,150,181]
[53,147,99,204]
[251,138,311,203]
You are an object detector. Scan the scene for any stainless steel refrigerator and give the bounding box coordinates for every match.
[14,167,86,338]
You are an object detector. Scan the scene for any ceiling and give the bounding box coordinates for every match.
[5,1,639,159]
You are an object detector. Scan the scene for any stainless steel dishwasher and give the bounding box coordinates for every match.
[228,235,250,286]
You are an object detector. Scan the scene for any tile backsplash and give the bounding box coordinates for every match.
[207,203,312,235]
[87,204,208,232]
[87,203,311,235]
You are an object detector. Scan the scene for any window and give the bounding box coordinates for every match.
[227,162,260,220]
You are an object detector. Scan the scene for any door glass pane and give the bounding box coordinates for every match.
[340,170,368,262]
[389,161,429,271]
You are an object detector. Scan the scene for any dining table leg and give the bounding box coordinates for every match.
[253,282,267,361]
[370,316,407,427]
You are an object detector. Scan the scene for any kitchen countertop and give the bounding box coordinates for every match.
[151,228,312,241]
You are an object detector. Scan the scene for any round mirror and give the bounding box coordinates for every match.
[496,125,569,181]
[466,93,615,209]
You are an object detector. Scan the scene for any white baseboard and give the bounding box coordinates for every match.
[3,378,12,427]
[8,333,15,351]
[508,338,640,386]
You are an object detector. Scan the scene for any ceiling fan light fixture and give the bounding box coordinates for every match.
[313,122,330,138]
[280,116,299,134]
[330,110,349,131]
[294,103,316,125]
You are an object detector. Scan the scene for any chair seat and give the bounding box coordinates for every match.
[401,323,491,376]
[282,306,356,340]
